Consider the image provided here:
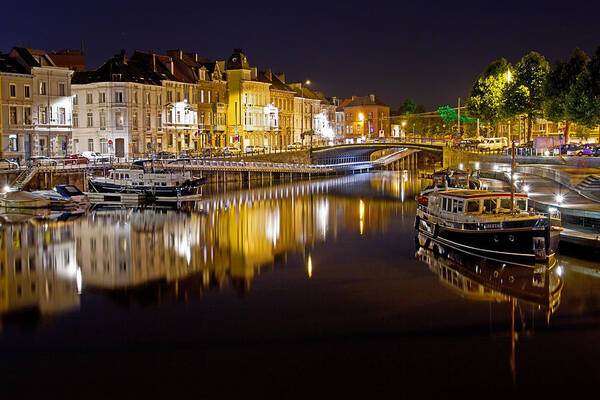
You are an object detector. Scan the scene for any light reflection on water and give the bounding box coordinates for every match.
[1,171,600,393]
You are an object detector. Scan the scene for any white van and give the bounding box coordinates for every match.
[477,137,508,151]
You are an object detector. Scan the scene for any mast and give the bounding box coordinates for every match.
[510,140,516,213]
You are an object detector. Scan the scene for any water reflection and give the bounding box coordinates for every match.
[415,234,563,386]
[0,172,419,329]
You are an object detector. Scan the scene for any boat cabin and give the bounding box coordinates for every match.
[105,169,188,187]
[429,190,529,217]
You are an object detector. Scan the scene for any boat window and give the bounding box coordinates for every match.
[466,200,479,213]
[499,198,511,210]
[442,197,447,211]
[125,174,129,179]
[516,199,527,212]
[454,200,464,213]
[162,182,166,186]
[483,198,497,213]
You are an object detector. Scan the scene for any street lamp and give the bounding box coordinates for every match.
[401,121,406,139]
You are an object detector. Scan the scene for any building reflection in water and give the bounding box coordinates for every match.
[415,234,564,386]
[0,172,418,329]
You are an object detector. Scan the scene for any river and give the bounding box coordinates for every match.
[1,171,599,396]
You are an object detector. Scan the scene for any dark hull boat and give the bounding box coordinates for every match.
[88,166,206,198]
[415,189,562,262]
[88,177,206,197]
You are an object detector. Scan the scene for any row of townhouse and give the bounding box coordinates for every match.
[1,46,391,160]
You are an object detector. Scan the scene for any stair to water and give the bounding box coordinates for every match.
[10,166,40,190]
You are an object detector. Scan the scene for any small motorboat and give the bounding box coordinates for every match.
[32,185,89,210]
[0,191,51,209]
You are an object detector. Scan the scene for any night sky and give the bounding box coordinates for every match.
[3,0,599,111]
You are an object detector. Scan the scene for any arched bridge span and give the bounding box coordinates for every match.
[310,142,443,165]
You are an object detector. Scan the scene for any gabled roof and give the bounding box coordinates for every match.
[0,54,29,74]
[288,83,320,100]
[336,98,352,111]
[72,50,175,85]
[345,94,388,107]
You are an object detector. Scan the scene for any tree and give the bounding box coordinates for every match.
[466,58,512,128]
[566,47,600,130]
[397,99,417,115]
[544,48,589,142]
[503,51,550,142]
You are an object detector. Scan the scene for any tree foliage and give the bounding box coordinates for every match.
[466,58,511,125]
[437,105,473,125]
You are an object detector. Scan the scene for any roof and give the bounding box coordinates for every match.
[10,48,56,69]
[0,54,29,74]
[257,70,295,93]
[72,50,176,85]
[226,48,250,70]
[336,98,352,111]
[439,190,528,199]
[345,94,388,107]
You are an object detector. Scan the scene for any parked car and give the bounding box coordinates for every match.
[29,156,58,166]
[477,137,508,151]
[223,147,242,156]
[63,154,89,165]
[287,142,303,150]
[81,151,109,162]
[0,158,18,170]
[155,151,176,160]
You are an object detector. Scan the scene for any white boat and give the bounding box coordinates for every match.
[0,191,51,209]
[32,185,89,210]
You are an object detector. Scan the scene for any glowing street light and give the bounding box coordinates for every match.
[555,194,564,204]
[307,254,312,278]
[522,184,530,193]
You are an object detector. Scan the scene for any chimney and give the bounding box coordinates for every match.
[369,94,375,102]
[351,95,356,101]
[265,68,272,80]
[194,53,198,62]
[120,49,127,65]
[152,53,156,72]
[179,49,183,60]
[168,57,174,74]
[275,72,285,83]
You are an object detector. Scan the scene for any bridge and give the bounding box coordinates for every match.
[310,141,443,165]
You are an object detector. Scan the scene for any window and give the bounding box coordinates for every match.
[176,91,181,102]
[466,200,479,213]
[99,92,106,103]
[176,111,180,123]
[115,91,123,103]
[100,110,106,129]
[146,93,151,105]
[115,111,123,129]
[145,111,151,129]
[73,94,78,105]
[156,115,162,129]
[24,85,30,98]
[59,108,66,124]
[39,106,47,124]
[453,200,463,213]
[73,113,78,128]
[158,94,162,105]
[208,90,211,103]
[201,90,204,103]
[167,110,172,124]
[9,107,17,124]
[40,81,47,95]
[86,92,93,104]
[9,84,16,97]
[87,112,93,127]
[167,91,172,103]
[88,138,94,151]
[499,198,511,210]
[134,91,138,104]
[24,107,31,125]
[59,83,66,96]
[516,199,527,212]
[9,135,18,152]
[132,111,138,129]
[483,199,497,213]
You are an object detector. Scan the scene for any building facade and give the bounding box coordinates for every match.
[343,94,390,143]
[0,48,73,160]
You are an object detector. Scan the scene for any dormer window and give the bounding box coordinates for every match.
[112,73,122,81]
